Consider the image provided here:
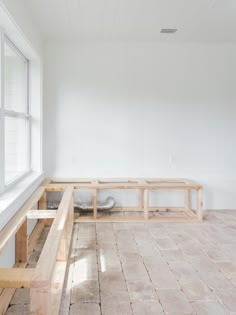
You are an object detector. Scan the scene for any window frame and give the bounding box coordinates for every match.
[0,32,31,193]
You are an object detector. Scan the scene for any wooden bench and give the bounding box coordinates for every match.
[47,178,203,222]
[0,180,74,315]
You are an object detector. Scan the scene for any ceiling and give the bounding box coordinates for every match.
[25,0,236,42]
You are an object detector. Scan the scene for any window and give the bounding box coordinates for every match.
[0,35,30,190]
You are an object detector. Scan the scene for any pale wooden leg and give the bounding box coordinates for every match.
[15,219,28,264]
[144,189,149,220]
[138,189,144,210]
[38,191,47,210]
[30,286,51,315]
[57,223,68,262]
[93,189,97,219]
[58,195,74,262]
[197,188,203,221]
[185,189,190,210]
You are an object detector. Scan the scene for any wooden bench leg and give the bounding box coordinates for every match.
[138,189,144,210]
[185,189,190,210]
[30,286,51,315]
[16,219,28,264]
[144,190,149,220]
[197,188,203,221]
[93,189,97,219]
[39,191,47,210]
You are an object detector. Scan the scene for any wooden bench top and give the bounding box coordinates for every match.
[45,178,202,191]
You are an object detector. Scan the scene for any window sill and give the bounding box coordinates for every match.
[0,171,45,231]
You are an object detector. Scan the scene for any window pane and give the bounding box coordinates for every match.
[5,117,29,183]
[4,41,28,113]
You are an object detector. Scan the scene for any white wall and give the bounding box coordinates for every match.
[45,42,236,209]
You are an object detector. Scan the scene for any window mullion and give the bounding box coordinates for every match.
[0,30,5,193]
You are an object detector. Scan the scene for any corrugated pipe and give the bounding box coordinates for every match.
[47,196,116,211]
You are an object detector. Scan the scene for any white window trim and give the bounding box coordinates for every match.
[0,30,5,194]
[0,31,33,192]
[0,3,43,234]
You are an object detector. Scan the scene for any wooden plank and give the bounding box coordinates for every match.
[93,189,97,219]
[74,215,200,223]
[31,187,74,287]
[77,184,201,190]
[46,183,202,191]
[15,219,28,264]
[0,288,15,315]
[38,191,47,210]
[0,268,34,288]
[30,186,74,315]
[197,188,203,221]
[0,263,27,315]
[185,189,190,210]
[0,217,45,315]
[51,177,193,184]
[40,178,52,186]
[50,261,67,315]
[0,186,45,254]
[144,189,149,220]
[28,220,45,261]
[110,207,186,212]
[45,177,202,191]
[27,210,57,220]
[52,198,74,314]
[138,189,144,210]
[59,224,78,315]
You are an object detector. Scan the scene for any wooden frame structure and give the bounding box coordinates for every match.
[47,178,203,223]
[0,180,74,315]
[0,177,203,314]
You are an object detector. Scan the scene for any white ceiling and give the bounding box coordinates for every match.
[25,0,236,42]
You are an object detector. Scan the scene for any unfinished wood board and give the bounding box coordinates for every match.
[27,210,57,220]
[0,269,34,288]
[0,187,45,254]
[74,215,201,223]
[30,186,74,315]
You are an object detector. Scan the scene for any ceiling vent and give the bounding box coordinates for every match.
[160,28,177,34]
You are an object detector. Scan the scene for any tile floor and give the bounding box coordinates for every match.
[5,211,236,314]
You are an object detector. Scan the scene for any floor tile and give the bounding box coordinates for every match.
[157,289,194,315]
[191,300,226,315]
[132,300,164,315]
[70,303,101,315]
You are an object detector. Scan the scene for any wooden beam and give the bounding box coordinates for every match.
[197,187,203,221]
[144,189,149,220]
[93,189,97,219]
[45,177,202,191]
[185,189,190,210]
[0,268,34,288]
[27,210,57,220]
[28,221,45,261]
[74,215,199,223]
[15,219,28,264]
[30,187,74,315]
[38,191,47,210]
[112,207,186,212]
[40,178,52,186]
[138,189,144,210]
[0,187,45,254]
[0,218,45,315]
